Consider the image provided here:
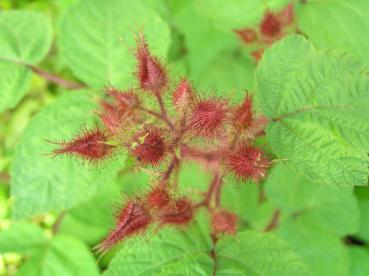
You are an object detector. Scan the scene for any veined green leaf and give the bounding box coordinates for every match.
[59,0,171,89]
[11,91,124,219]
[256,35,369,187]
[0,11,52,111]
[278,217,349,276]
[104,213,308,276]
[0,222,46,254]
[296,0,369,68]
[265,164,359,235]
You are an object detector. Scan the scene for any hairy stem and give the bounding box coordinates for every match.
[52,211,66,234]
[29,65,86,90]
[0,57,85,90]
[205,172,222,207]
[160,156,178,184]
[137,106,174,130]
[210,233,218,276]
[263,209,281,232]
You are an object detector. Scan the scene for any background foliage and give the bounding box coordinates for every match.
[0,0,368,275]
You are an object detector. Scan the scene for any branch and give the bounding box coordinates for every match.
[29,65,86,90]
[137,105,174,130]
[52,211,66,234]
[263,209,281,232]
[160,156,178,185]
[0,57,85,90]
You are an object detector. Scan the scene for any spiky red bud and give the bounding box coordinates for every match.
[233,94,254,130]
[98,200,152,253]
[226,144,270,182]
[260,12,281,37]
[106,87,139,108]
[135,33,167,93]
[49,128,113,162]
[211,210,238,235]
[132,129,166,165]
[159,198,194,226]
[146,185,171,209]
[234,28,258,44]
[172,78,194,109]
[190,100,228,136]
[98,101,124,134]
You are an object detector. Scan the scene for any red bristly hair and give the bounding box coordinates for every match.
[211,209,238,236]
[189,99,228,137]
[48,127,114,162]
[135,32,167,93]
[226,144,270,182]
[49,31,273,253]
[97,199,152,253]
[132,128,166,165]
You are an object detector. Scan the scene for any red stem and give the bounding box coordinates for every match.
[30,65,86,90]
[155,92,174,131]
[137,106,174,130]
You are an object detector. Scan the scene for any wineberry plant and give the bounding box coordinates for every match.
[1,0,369,275]
[49,31,271,254]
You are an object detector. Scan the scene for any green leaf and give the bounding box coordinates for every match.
[104,213,308,276]
[173,2,238,78]
[348,246,369,276]
[216,230,309,275]
[103,215,213,276]
[278,217,349,276]
[59,178,121,245]
[193,0,291,29]
[221,178,275,231]
[0,223,99,276]
[296,0,369,68]
[355,187,369,243]
[0,11,52,111]
[265,164,359,235]
[0,222,46,254]
[59,0,171,89]
[11,91,123,219]
[256,35,369,187]
[193,54,255,102]
[17,235,99,276]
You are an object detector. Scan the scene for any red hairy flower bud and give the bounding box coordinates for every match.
[49,128,113,162]
[172,78,194,109]
[159,198,194,226]
[106,87,139,108]
[135,33,167,93]
[234,28,258,44]
[233,94,254,130]
[97,200,152,253]
[132,129,166,165]
[190,100,228,136]
[211,210,238,235]
[98,101,125,134]
[98,88,139,133]
[226,144,270,182]
[260,12,281,37]
[146,185,171,209]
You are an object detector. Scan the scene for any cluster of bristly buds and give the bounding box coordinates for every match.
[234,3,296,61]
[97,185,194,253]
[48,31,272,253]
